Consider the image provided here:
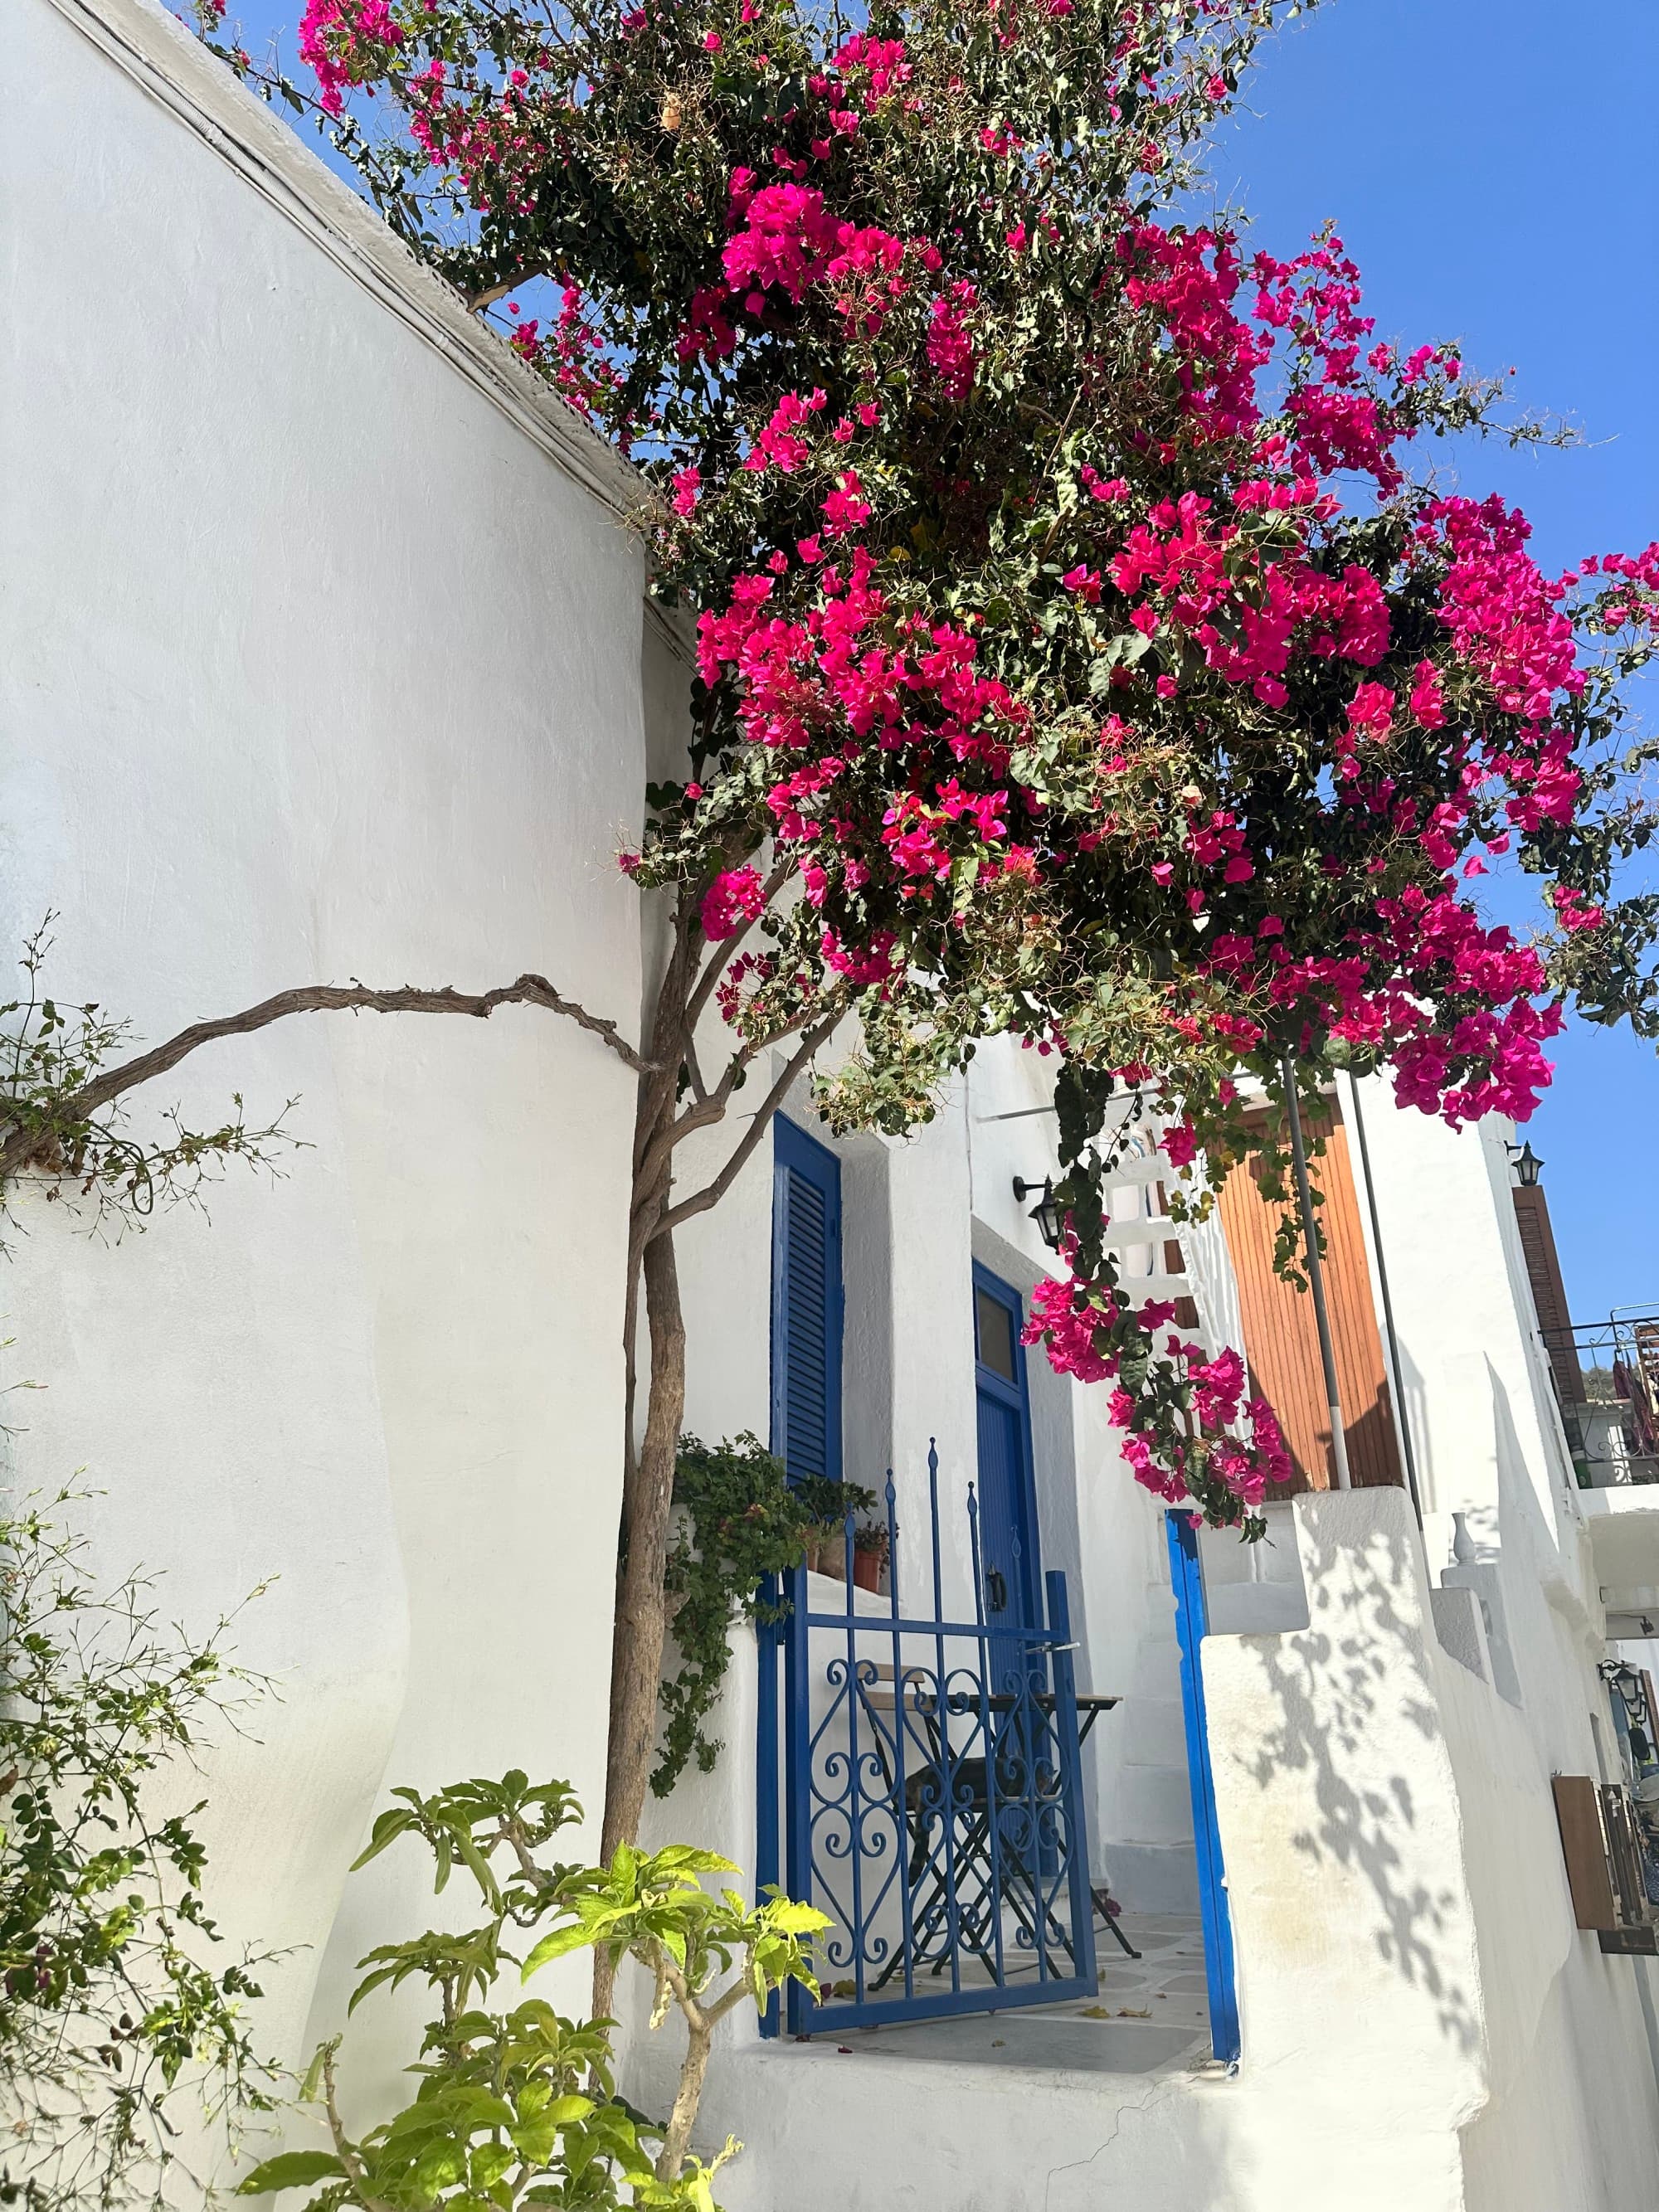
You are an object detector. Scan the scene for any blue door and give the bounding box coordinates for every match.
[771,1119,844,1481]
[972,1264,1040,1629]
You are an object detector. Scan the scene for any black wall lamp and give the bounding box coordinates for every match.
[1012,1176,1064,1252]
[1507,1140,1545,1188]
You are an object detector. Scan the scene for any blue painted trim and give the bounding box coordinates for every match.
[754,1576,782,2039]
[1046,1567,1099,1992]
[971,1261,1043,1626]
[1165,1512,1241,2065]
[798,1968,1087,2035]
[781,1553,812,2039]
[799,1611,1052,1636]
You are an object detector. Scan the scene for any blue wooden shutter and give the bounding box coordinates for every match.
[771,1119,844,1482]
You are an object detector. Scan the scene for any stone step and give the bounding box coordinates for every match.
[1097,1838,1200,1916]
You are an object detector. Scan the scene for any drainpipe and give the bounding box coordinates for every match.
[1282,1057,1351,1491]
[1345,1072,1424,1527]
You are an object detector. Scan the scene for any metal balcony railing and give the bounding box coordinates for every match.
[1541,1307,1659,1491]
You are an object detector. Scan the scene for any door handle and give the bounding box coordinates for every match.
[986,1568,1009,1614]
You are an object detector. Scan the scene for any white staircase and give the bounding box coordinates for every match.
[1098,1573,1199,1913]
[1086,1110,1241,1918]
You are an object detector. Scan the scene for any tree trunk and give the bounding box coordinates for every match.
[654,2009,713,2183]
[592,1221,685,2027]
[605,1226,684,1858]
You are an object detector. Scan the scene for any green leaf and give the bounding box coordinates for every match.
[766,1899,829,1935]
[298,2038,337,2103]
[469,2142,518,2190]
[236,2151,346,2195]
[349,1805,416,1872]
[521,1923,592,1977]
[649,1845,737,1876]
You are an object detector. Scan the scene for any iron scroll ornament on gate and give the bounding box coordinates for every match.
[757,1442,1101,2035]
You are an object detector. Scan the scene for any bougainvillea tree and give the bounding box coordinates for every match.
[15,0,1657,1872]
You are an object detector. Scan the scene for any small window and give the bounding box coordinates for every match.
[975,1286,1017,1383]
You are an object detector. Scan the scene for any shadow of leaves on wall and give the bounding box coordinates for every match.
[1236,1504,1482,2061]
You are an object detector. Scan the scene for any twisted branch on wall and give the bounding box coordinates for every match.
[0,975,650,1179]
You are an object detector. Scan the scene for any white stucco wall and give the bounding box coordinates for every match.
[1325,1090,1659,2207]
[2,0,647,2138]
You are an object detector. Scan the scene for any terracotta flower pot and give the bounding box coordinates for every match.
[853,1549,883,1593]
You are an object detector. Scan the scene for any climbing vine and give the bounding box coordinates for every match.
[655,1436,872,1796]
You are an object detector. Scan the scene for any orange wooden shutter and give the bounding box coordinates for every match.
[1215,1106,1402,1494]
[1511,1184,1584,1407]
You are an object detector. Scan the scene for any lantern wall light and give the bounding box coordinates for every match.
[1012,1175,1064,1252]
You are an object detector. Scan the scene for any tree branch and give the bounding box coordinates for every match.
[320,2047,393,2212]
[2,975,650,1179]
[652,1013,845,1241]
[631,1000,810,1218]
[652,1944,701,2029]
[703,1976,753,2027]
[652,982,849,1180]
[466,270,552,314]
[632,894,699,1180]
[682,1033,709,1106]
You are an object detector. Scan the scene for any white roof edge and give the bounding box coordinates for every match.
[47,0,649,526]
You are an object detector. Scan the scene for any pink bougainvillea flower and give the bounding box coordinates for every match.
[700,866,767,940]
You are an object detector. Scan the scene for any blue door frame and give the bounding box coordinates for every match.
[971,1263,1043,1631]
[1165,1511,1240,2064]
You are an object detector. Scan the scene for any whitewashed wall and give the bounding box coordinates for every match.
[2,0,651,2141]
[1318,1089,1659,2206]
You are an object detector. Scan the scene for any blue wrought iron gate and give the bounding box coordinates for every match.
[1165,1510,1241,2064]
[757,1444,1098,2035]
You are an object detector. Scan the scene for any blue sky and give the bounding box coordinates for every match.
[216,0,1657,1322]
[1215,0,1659,1325]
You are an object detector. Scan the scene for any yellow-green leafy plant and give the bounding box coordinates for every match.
[237,1772,824,2212]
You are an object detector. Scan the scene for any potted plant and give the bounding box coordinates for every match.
[810,1520,844,1578]
[792,1475,875,1581]
[852,1520,890,1594]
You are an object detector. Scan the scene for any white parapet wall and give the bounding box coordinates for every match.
[1204,1489,1490,2210]
[1205,1485,1659,2212]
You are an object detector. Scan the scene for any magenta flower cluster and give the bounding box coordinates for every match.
[285,0,1658,1526]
